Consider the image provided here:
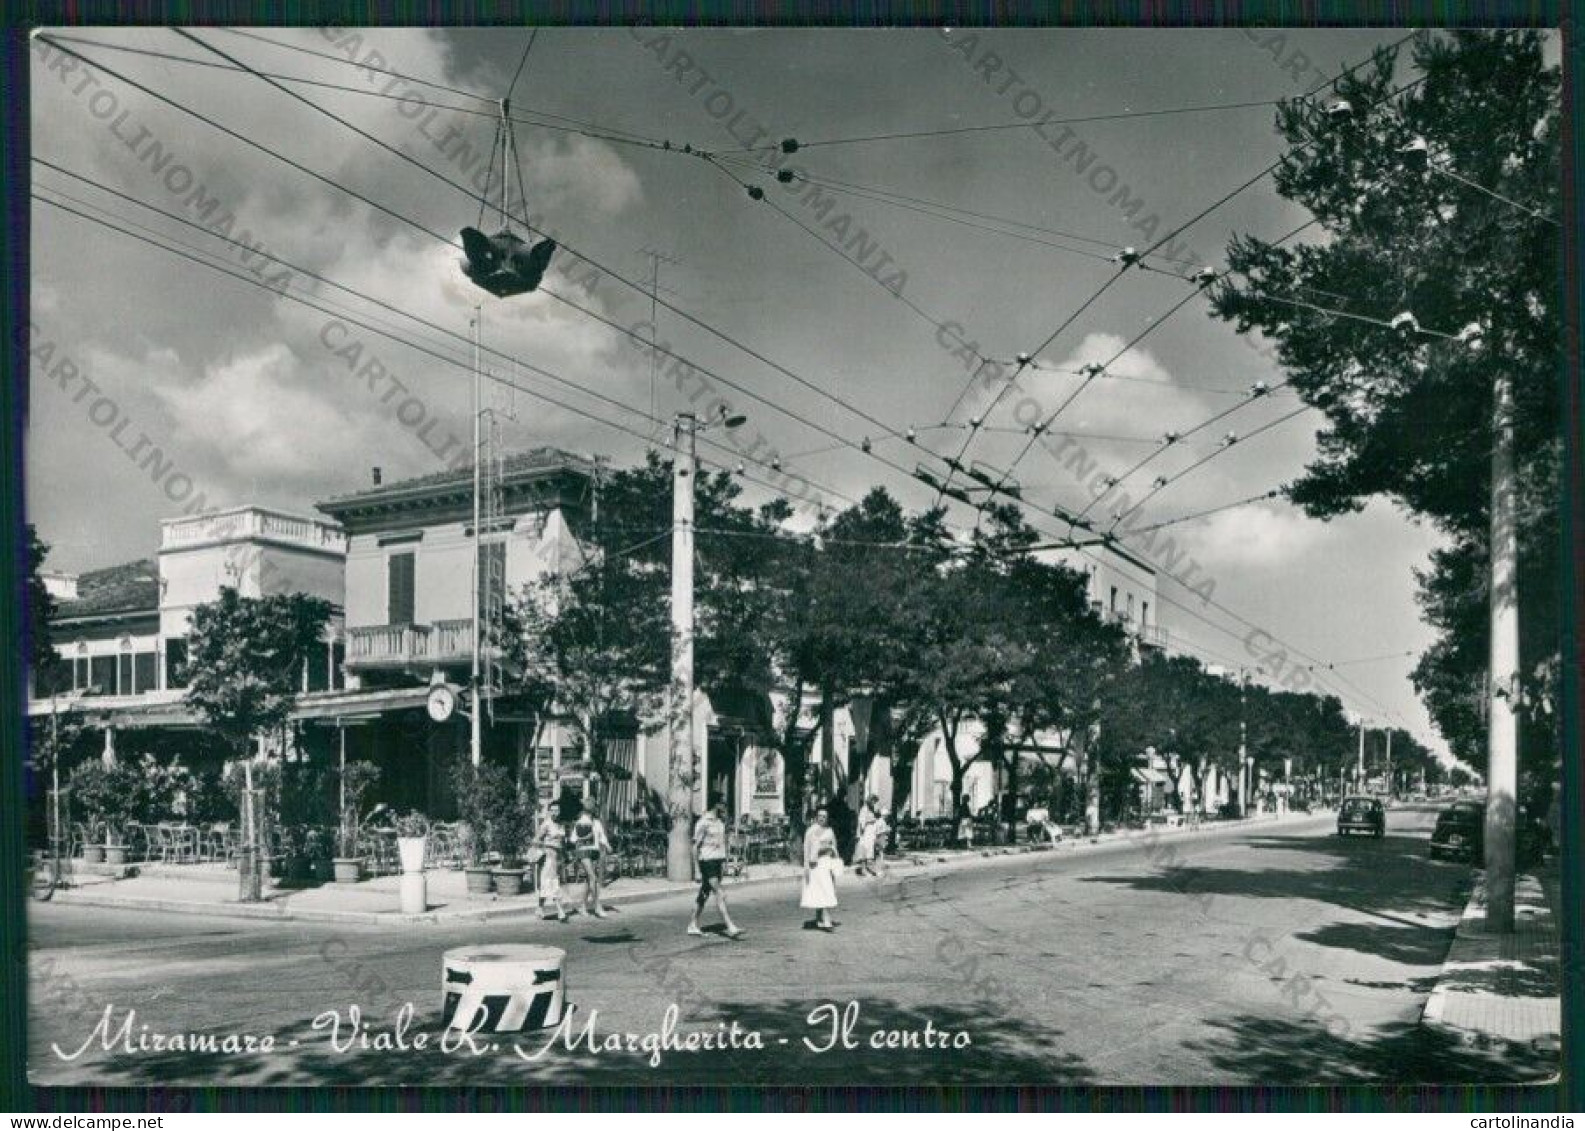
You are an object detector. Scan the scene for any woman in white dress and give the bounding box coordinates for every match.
[534,806,569,922]
[854,795,881,876]
[801,807,840,931]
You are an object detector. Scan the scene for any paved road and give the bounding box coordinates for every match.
[28,806,1548,1086]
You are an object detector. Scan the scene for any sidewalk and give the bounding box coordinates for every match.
[43,809,1306,926]
[1420,862,1560,1072]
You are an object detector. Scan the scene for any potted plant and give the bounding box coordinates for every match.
[334,760,381,884]
[279,766,333,886]
[449,758,495,895]
[476,764,528,896]
[67,761,110,864]
[393,810,431,874]
[98,762,143,867]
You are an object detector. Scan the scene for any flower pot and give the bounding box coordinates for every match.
[492,868,524,897]
[464,866,494,895]
[397,836,427,874]
[82,844,105,864]
[104,844,128,867]
[332,857,363,884]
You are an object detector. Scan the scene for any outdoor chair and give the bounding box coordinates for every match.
[725,830,749,877]
[158,823,200,864]
[427,822,460,869]
[203,823,236,864]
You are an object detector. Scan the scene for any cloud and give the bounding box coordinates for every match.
[1034,332,1218,439]
[1179,502,1326,568]
[146,341,373,486]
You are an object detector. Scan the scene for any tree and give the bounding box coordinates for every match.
[184,587,331,899]
[519,452,788,809]
[184,588,333,756]
[25,525,61,687]
[768,488,949,819]
[1209,31,1560,928]
[1102,654,1242,818]
[959,508,1131,832]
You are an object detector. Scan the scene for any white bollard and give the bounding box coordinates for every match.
[442,945,567,1034]
[400,872,427,915]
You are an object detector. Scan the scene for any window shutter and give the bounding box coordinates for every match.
[388,552,416,624]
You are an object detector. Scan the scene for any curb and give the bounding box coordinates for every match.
[1418,867,1562,1074]
[45,811,1318,926]
[1419,877,1481,1034]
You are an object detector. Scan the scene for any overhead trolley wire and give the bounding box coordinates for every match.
[32,189,857,514]
[35,31,943,514]
[162,30,922,450]
[715,97,1286,153]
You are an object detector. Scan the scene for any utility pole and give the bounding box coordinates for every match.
[1237,669,1249,816]
[1385,728,1394,801]
[1486,364,1519,933]
[470,307,483,767]
[1357,721,1366,792]
[666,412,698,881]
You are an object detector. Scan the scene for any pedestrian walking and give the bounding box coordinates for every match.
[854,794,883,876]
[570,801,612,918]
[688,801,743,939]
[801,807,841,931]
[956,796,975,849]
[533,805,570,922]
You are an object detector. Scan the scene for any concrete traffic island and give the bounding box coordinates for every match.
[442,945,567,1034]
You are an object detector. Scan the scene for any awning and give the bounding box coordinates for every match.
[1131,767,1170,785]
[705,687,774,734]
[291,687,433,722]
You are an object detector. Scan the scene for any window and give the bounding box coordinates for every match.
[1127,593,1135,620]
[387,551,416,624]
[165,638,189,689]
[1109,586,1118,613]
[33,659,65,698]
[118,653,133,695]
[1141,600,1150,627]
[330,640,345,691]
[306,642,330,692]
[73,654,89,692]
[89,656,116,696]
[133,651,156,694]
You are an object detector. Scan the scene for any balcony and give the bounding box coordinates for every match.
[161,506,346,554]
[1137,623,1168,650]
[345,619,477,670]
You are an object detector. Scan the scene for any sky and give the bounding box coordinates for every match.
[29,26,1547,757]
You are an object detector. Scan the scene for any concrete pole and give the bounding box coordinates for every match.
[1237,671,1248,816]
[1385,729,1393,800]
[469,309,483,767]
[666,413,698,881]
[1485,367,1519,933]
[1357,723,1366,791]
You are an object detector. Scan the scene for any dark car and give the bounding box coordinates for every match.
[1336,795,1385,837]
[1429,800,1552,865]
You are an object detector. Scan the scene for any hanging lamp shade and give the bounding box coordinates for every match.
[460,227,557,298]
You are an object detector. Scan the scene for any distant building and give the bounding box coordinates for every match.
[28,506,347,761]
[1045,539,1166,654]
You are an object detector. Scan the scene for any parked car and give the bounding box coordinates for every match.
[1336,795,1385,838]
[1429,800,1552,866]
